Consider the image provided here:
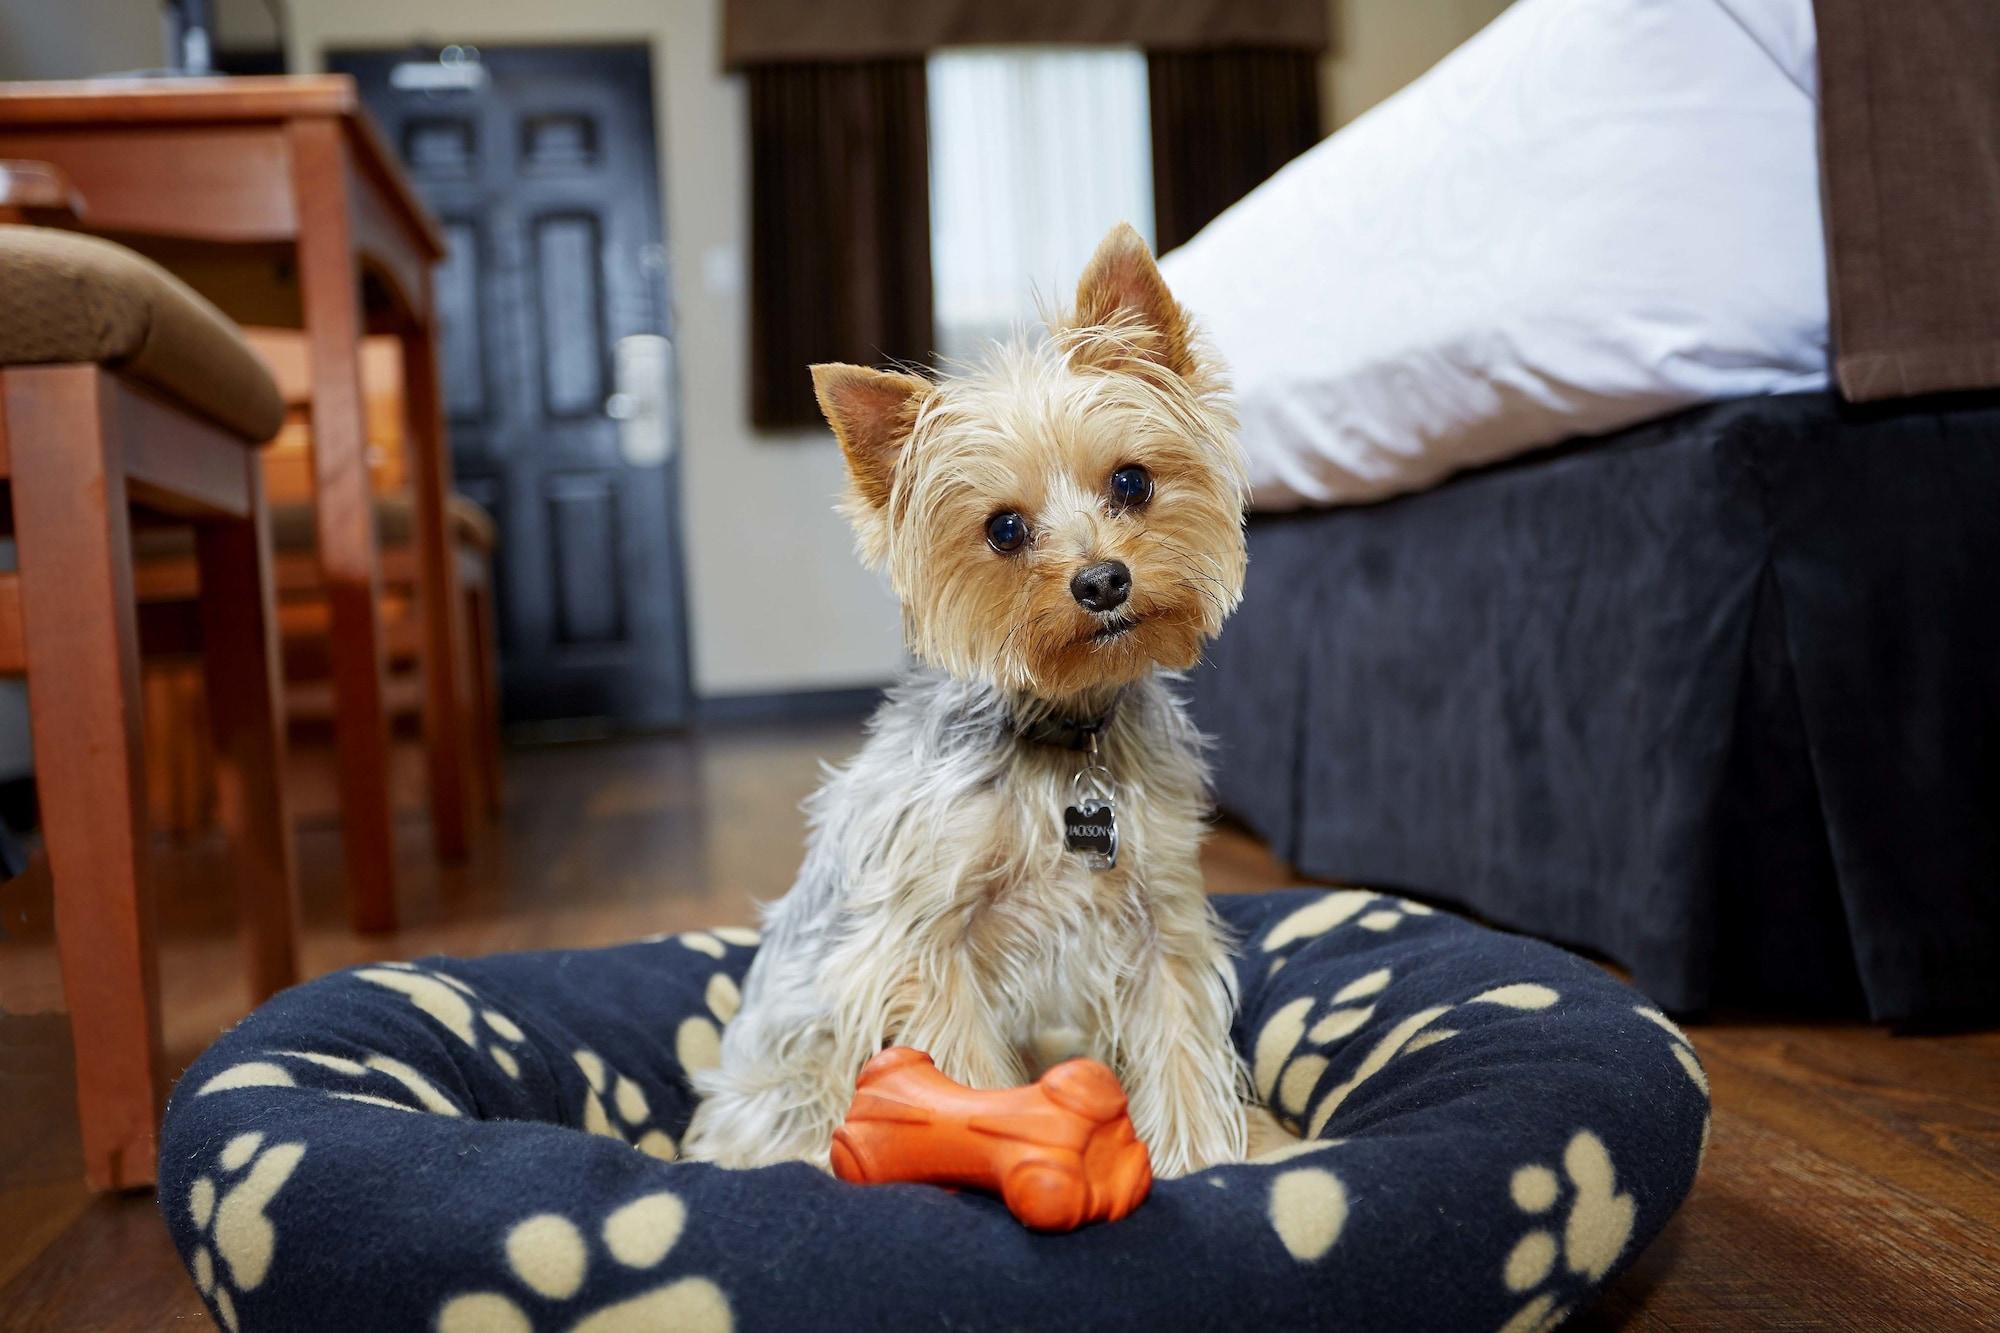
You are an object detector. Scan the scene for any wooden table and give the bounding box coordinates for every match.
[0,76,477,932]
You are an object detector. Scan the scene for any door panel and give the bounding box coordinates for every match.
[532,214,607,418]
[334,44,690,728]
[546,475,625,645]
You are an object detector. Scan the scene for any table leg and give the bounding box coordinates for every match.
[196,457,302,1002]
[8,366,162,1190]
[401,303,474,862]
[291,118,398,932]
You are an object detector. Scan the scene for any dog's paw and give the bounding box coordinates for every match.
[1130,1081,1251,1178]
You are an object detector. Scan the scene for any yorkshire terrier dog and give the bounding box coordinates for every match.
[681,223,1251,1176]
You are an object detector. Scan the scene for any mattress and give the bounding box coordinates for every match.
[1190,391,2000,1023]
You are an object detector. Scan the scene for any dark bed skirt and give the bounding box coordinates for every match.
[1192,391,2000,1023]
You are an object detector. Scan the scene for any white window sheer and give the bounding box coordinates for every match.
[926,48,1155,363]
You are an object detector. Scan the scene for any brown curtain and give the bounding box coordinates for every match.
[1815,0,2000,401]
[1147,49,1322,253]
[748,59,936,429]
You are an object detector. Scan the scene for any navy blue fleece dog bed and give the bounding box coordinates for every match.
[159,889,1708,1331]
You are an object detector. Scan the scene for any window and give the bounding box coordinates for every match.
[926,49,1155,363]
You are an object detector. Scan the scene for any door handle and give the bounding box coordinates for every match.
[607,334,674,466]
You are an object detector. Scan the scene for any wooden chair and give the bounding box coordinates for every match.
[136,331,504,832]
[0,213,300,1190]
[254,330,503,820]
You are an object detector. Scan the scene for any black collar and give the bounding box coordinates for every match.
[1007,691,1123,752]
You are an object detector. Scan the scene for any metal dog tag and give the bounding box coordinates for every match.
[1064,798,1118,871]
[1065,749,1118,870]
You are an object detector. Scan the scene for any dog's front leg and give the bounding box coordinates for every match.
[1115,916,1249,1176]
[683,929,875,1169]
[886,951,1029,1093]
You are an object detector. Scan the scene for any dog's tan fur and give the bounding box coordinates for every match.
[680,224,1254,1176]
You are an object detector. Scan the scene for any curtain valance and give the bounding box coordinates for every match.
[726,1,1330,68]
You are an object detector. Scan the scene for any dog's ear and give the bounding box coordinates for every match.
[1062,222,1197,380]
[812,363,930,511]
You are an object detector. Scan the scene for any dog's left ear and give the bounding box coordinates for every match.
[1063,222,1197,380]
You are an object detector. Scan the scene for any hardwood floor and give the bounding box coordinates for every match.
[2,721,1995,1329]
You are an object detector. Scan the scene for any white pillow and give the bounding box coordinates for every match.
[1160,0,1828,511]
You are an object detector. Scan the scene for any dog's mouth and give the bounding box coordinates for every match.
[1089,615,1142,643]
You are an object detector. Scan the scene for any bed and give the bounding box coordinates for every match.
[1170,0,2000,1023]
[1190,390,2000,1022]
[159,891,1711,1331]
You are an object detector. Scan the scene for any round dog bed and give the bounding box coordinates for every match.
[158,889,1708,1331]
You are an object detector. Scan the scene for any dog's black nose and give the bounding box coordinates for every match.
[1071,560,1132,613]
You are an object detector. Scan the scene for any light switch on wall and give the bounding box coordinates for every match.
[701,244,742,297]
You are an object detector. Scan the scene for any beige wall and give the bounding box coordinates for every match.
[283,0,906,700]
[215,0,282,48]
[0,0,163,80]
[1322,0,1512,130]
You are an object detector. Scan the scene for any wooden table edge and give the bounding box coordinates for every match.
[0,76,444,261]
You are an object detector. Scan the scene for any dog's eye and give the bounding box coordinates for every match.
[986,511,1028,553]
[1108,464,1153,509]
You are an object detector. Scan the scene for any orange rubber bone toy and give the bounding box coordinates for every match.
[830,1047,1153,1231]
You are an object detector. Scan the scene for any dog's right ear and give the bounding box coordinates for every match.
[812,364,930,513]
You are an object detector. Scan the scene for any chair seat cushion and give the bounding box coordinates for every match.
[0,225,283,441]
[157,889,1709,1331]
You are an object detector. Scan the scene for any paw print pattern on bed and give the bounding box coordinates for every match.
[1494,1131,1637,1333]
[196,1047,466,1117]
[1234,888,1708,1326]
[1251,890,1550,1136]
[169,943,760,1329]
[674,963,743,1079]
[571,934,746,1157]
[192,961,537,1117]
[353,961,533,1080]
[435,1190,731,1333]
[183,1131,306,1332]
[573,1047,681,1160]
[1259,889,1435,954]
[1634,1004,1712,1164]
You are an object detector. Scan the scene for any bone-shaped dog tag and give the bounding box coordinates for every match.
[1065,798,1118,871]
[1065,738,1119,871]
